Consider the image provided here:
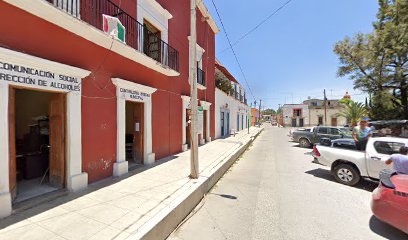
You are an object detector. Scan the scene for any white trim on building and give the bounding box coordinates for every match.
[137,0,172,44]
[111,78,157,177]
[0,47,90,218]
[196,0,220,34]
[181,96,212,150]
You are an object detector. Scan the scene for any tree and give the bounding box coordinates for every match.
[262,108,276,115]
[337,101,369,126]
[334,0,408,119]
[215,71,234,95]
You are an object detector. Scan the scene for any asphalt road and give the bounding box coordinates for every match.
[168,125,407,240]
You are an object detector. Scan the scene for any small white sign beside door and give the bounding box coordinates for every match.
[135,122,140,132]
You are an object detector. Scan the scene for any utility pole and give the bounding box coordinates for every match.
[189,0,199,179]
[258,99,262,126]
[324,89,327,126]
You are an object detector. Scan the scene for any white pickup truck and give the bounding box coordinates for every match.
[314,137,408,185]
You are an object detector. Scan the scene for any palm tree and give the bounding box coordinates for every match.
[337,101,368,126]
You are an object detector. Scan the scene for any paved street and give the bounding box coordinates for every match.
[169,125,407,240]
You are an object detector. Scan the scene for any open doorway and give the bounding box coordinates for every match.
[9,88,66,204]
[125,101,144,170]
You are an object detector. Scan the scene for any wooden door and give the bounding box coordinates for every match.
[291,118,297,127]
[9,87,17,200]
[49,93,66,188]
[331,118,337,126]
[133,103,144,164]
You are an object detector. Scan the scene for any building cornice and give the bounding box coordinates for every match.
[138,0,173,20]
[112,78,157,94]
[197,1,220,34]
[5,0,179,77]
[0,47,90,78]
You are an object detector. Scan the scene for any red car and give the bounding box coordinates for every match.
[371,170,408,234]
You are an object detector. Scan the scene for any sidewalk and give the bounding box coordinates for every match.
[0,127,263,240]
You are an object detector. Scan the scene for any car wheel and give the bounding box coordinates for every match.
[333,164,360,186]
[299,138,311,148]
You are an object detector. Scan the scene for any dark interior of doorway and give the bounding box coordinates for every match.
[125,101,144,171]
[12,89,64,204]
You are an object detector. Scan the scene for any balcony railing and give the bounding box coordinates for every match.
[197,68,205,86]
[45,0,179,72]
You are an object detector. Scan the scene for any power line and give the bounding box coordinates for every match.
[218,0,294,54]
[210,0,256,103]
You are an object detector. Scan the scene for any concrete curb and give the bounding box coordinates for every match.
[130,128,264,240]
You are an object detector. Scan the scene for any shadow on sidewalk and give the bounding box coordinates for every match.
[0,154,189,230]
[304,168,378,192]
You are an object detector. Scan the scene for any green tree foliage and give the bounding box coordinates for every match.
[215,71,234,95]
[334,0,408,120]
[337,101,369,126]
[262,108,276,115]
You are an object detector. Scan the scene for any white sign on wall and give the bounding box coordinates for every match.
[0,61,81,91]
[119,87,151,101]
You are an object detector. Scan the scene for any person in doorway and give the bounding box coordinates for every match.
[352,118,372,151]
[385,146,408,174]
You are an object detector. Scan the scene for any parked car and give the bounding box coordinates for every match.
[291,126,352,148]
[288,128,311,137]
[313,137,408,185]
[371,170,408,234]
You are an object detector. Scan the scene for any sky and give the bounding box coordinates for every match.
[203,0,379,110]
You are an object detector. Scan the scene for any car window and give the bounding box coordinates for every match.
[373,141,405,155]
[339,128,352,137]
[317,127,328,134]
[330,128,340,135]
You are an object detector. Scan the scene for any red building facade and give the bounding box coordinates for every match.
[0,0,218,217]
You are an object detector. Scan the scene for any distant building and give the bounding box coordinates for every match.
[281,104,309,127]
[263,115,271,122]
[271,115,277,125]
[251,108,260,126]
[303,99,347,127]
[280,92,350,127]
[215,60,250,138]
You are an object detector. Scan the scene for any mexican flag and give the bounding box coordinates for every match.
[102,14,126,43]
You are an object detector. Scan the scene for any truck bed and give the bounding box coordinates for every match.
[315,145,368,176]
